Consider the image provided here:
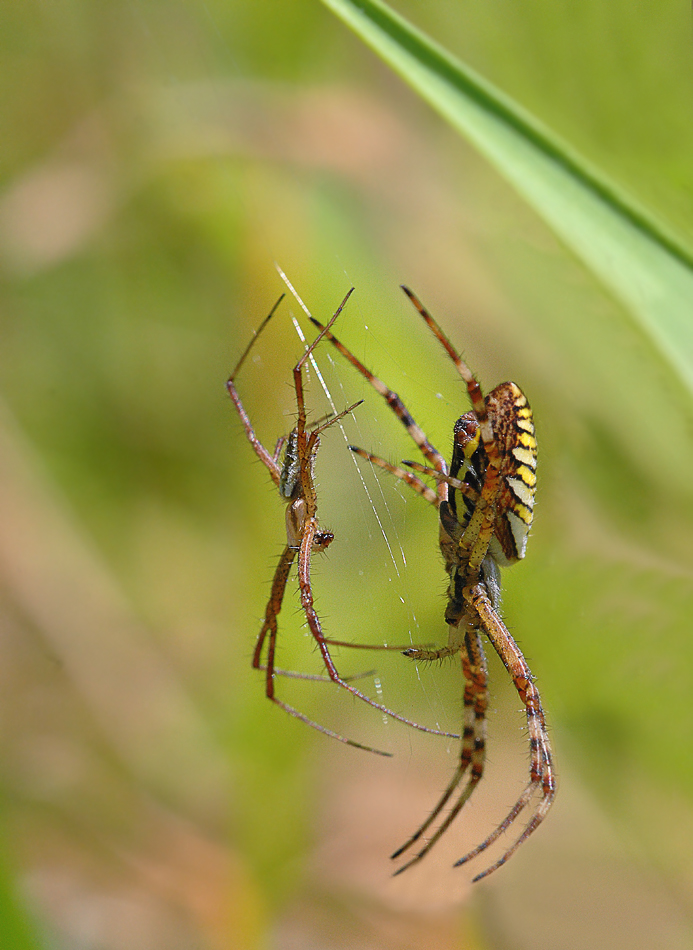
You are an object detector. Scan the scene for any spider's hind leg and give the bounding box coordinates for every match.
[392,627,489,872]
[452,584,556,881]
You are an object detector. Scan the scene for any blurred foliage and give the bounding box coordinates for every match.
[324,0,693,400]
[1,1,693,948]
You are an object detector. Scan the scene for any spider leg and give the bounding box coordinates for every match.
[462,743,554,883]
[400,460,479,504]
[309,315,448,503]
[400,286,508,580]
[447,433,502,583]
[255,664,377,684]
[290,290,356,527]
[254,544,392,757]
[296,518,460,740]
[293,288,355,449]
[266,695,393,756]
[401,644,457,662]
[312,400,364,437]
[226,378,283,487]
[272,434,288,464]
[453,584,556,881]
[348,447,439,507]
[322,638,434,652]
[400,286,495,451]
[251,545,295,672]
[227,295,287,487]
[392,628,488,873]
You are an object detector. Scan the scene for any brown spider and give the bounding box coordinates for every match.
[311,287,556,882]
[227,290,460,758]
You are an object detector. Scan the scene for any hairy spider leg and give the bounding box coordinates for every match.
[227,294,286,487]
[400,460,479,504]
[305,314,460,655]
[400,287,504,582]
[453,585,556,882]
[347,448,440,506]
[308,313,449,504]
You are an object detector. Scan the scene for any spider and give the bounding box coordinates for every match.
[226,290,460,758]
[311,286,556,882]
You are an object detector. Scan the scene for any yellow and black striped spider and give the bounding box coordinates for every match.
[226,290,460,758]
[311,287,556,882]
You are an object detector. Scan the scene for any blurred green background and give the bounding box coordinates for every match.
[2,1,693,947]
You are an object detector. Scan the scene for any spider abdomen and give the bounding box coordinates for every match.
[486,382,537,565]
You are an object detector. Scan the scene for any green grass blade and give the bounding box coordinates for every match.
[321,0,693,395]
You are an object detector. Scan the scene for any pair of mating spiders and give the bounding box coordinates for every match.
[227,287,555,882]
